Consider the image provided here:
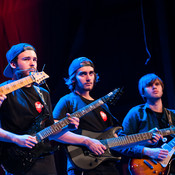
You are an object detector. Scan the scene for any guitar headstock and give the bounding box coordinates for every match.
[31,71,49,85]
[102,87,124,105]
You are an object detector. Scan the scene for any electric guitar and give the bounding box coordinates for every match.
[129,136,175,175]
[1,88,123,174]
[67,127,175,170]
[0,71,49,95]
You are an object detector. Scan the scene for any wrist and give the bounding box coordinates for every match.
[81,137,92,147]
[9,133,18,144]
[143,147,151,157]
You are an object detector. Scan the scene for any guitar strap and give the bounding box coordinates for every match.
[101,104,122,126]
[34,85,51,125]
[34,85,50,114]
[164,108,173,127]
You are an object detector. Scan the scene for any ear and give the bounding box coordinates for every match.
[10,62,17,69]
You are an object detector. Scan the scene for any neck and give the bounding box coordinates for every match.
[147,98,163,112]
[12,74,32,87]
[74,90,94,100]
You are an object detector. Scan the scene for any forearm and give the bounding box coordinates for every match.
[0,128,18,143]
[116,145,144,158]
[51,131,92,146]
[51,130,106,155]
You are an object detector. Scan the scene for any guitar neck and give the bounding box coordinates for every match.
[36,98,105,141]
[0,76,34,95]
[101,127,175,148]
[166,137,175,149]
[36,88,122,142]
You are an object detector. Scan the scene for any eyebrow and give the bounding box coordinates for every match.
[22,56,37,59]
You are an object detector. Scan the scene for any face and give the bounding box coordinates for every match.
[143,80,163,101]
[75,66,95,92]
[11,50,37,77]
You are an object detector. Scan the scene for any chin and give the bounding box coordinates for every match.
[84,87,93,91]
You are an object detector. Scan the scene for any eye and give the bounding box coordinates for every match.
[155,82,160,86]
[89,71,94,75]
[79,72,86,76]
[146,82,152,87]
[23,57,30,61]
[33,57,38,62]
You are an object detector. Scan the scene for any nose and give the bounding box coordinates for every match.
[152,84,157,89]
[86,73,91,80]
[30,59,35,66]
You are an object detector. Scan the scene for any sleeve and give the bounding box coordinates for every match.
[120,107,140,135]
[116,107,144,158]
[53,96,70,120]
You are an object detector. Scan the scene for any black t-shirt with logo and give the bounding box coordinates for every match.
[0,85,53,134]
[53,92,121,175]
[53,92,117,132]
[0,82,57,174]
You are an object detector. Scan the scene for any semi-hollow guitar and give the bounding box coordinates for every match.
[129,136,175,175]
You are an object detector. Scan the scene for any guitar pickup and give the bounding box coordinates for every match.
[143,160,153,169]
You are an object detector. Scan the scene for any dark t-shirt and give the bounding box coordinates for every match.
[0,82,57,174]
[53,92,121,175]
[0,85,53,133]
[53,92,117,131]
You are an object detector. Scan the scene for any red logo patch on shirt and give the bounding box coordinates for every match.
[100,111,107,121]
[35,101,44,113]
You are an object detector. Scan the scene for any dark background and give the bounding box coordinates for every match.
[1,0,175,174]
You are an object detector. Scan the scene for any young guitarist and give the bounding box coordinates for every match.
[0,44,104,175]
[118,73,175,175]
[53,58,162,175]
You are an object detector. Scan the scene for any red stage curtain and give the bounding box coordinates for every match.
[0,0,45,83]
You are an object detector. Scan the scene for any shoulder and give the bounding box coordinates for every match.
[59,92,80,102]
[123,104,145,123]
[166,108,175,116]
[54,92,82,111]
[127,104,145,114]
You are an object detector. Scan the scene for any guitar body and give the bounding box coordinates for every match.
[67,127,122,170]
[129,158,168,175]
[1,139,57,175]
[1,114,57,175]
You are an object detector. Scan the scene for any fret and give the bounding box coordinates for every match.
[0,72,49,95]
[52,125,58,132]
[36,99,105,141]
[104,127,175,148]
[35,88,122,142]
[127,135,133,143]
[1,76,32,94]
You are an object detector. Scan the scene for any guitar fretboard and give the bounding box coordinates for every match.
[36,98,104,141]
[0,76,34,95]
[36,88,122,142]
[101,127,175,148]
